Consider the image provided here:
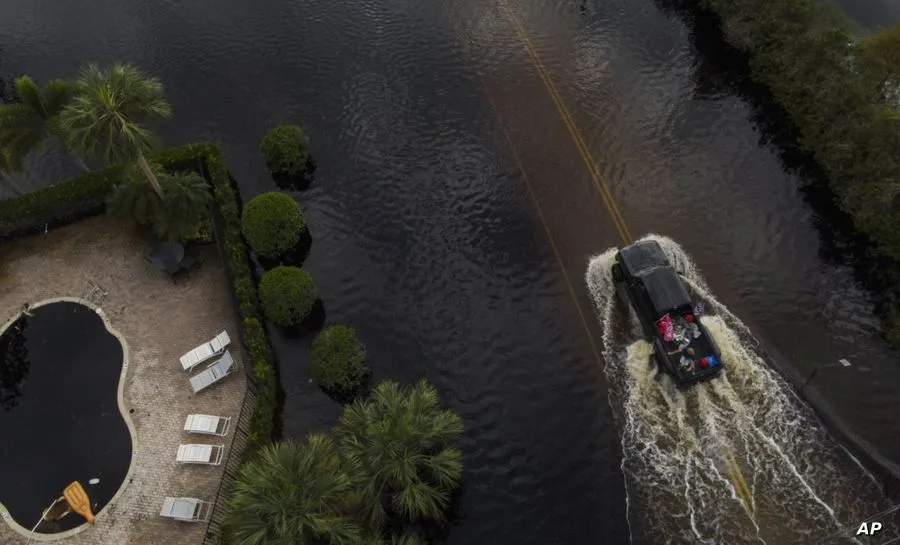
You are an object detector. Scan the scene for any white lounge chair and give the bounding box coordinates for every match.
[180,330,230,372]
[184,414,231,436]
[189,350,235,394]
[176,444,225,465]
[159,497,212,522]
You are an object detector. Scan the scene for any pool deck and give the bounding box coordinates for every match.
[0,217,248,545]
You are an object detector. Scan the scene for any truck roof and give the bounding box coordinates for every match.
[619,240,669,277]
[641,267,692,317]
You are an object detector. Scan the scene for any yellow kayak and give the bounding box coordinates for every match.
[62,482,95,524]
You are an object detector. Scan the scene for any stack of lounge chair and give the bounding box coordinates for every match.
[161,331,238,523]
[180,330,235,394]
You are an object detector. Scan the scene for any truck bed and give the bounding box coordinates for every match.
[655,310,722,384]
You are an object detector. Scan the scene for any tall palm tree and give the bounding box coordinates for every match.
[226,435,364,545]
[0,75,84,174]
[336,380,465,529]
[57,63,171,197]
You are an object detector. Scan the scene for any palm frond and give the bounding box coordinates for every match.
[13,76,43,116]
[394,481,448,521]
[336,379,465,526]
[225,436,363,545]
[43,79,75,118]
[0,103,35,131]
[59,63,171,165]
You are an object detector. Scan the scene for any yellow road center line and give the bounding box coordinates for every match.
[497,0,634,245]
[483,85,608,372]
[498,2,759,519]
[726,446,754,514]
[438,0,608,372]
[458,0,756,523]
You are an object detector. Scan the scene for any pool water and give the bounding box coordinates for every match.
[0,301,131,533]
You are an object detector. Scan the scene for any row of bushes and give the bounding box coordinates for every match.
[693,0,900,341]
[241,190,370,398]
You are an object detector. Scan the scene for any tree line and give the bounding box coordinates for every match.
[697,0,900,341]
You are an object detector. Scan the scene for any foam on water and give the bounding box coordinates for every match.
[586,234,889,545]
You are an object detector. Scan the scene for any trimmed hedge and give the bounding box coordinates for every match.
[0,143,278,453]
[259,124,311,177]
[0,164,126,242]
[241,191,306,259]
[693,1,900,344]
[258,266,317,328]
[310,325,369,393]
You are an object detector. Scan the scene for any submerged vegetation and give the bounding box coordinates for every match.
[260,124,312,179]
[258,265,318,328]
[310,325,370,398]
[241,190,307,259]
[693,0,900,343]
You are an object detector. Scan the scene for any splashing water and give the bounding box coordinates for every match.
[586,234,890,545]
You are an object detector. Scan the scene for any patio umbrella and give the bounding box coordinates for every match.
[148,241,185,275]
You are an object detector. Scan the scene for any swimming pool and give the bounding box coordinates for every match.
[0,301,132,534]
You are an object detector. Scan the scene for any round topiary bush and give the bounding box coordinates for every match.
[258,266,317,328]
[241,192,306,259]
[260,125,311,178]
[310,325,369,393]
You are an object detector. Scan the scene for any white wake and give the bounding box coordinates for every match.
[586,234,888,545]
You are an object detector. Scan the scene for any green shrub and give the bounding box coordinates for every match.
[107,163,212,242]
[0,164,125,240]
[258,266,317,327]
[241,191,306,259]
[310,325,368,393]
[259,124,310,177]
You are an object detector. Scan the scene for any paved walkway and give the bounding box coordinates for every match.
[0,217,247,545]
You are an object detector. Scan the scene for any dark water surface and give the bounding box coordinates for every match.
[0,302,130,533]
[1,0,900,542]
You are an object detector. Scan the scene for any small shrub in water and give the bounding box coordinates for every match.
[310,325,368,394]
[258,266,317,328]
[259,125,311,178]
[241,191,306,259]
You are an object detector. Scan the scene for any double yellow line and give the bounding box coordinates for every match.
[497,0,633,245]
[725,446,755,516]
[494,0,754,517]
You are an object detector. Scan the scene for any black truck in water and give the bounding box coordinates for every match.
[611,240,724,387]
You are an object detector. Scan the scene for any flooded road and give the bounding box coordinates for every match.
[1,0,899,542]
